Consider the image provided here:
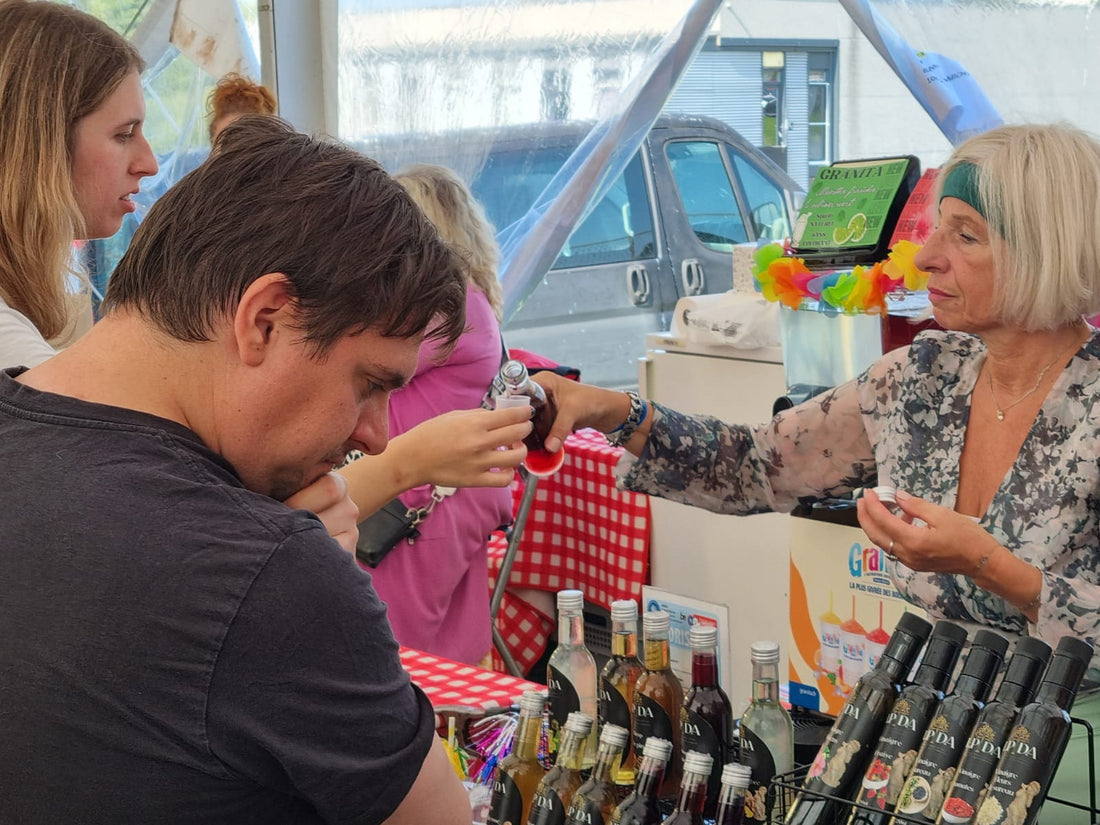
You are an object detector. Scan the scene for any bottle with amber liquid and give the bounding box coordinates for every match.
[785,612,933,825]
[529,711,595,825]
[937,635,1051,825]
[611,736,674,825]
[663,750,716,825]
[974,636,1094,825]
[489,690,548,825]
[634,609,684,800]
[714,763,753,825]
[565,723,631,825]
[891,629,1008,824]
[600,599,644,794]
[846,620,968,825]
[739,640,794,823]
[681,623,734,818]
[548,589,598,768]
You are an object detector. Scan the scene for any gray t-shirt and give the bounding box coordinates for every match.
[0,368,435,823]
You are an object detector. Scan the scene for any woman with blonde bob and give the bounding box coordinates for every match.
[0,0,157,369]
[530,123,1100,818]
[340,163,514,665]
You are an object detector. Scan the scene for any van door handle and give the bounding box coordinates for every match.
[681,259,705,295]
[627,264,650,306]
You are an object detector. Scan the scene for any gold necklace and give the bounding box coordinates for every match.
[985,329,1087,421]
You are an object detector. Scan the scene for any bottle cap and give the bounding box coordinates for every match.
[519,690,546,714]
[641,736,674,762]
[750,640,780,664]
[611,600,639,623]
[882,613,933,668]
[1040,636,1095,702]
[720,762,753,789]
[599,723,630,749]
[564,712,594,735]
[957,630,1009,697]
[972,628,1010,660]
[921,621,968,673]
[1001,636,1052,689]
[643,610,670,636]
[557,589,584,613]
[682,750,715,776]
[690,624,718,649]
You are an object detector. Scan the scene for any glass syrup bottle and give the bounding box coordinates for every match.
[547,589,599,768]
[937,635,1051,825]
[739,640,794,823]
[715,762,754,825]
[633,609,684,800]
[600,599,644,795]
[892,629,1009,824]
[500,358,564,476]
[681,623,734,819]
[489,689,548,825]
[610,736,674,825]
[974,636,1094,825]
[663,750,716,825]
[529,711,595,825]
[845,620,968,825]
[785,611,933,825]
[565,723,631,825]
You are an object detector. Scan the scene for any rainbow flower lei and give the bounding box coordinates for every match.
[752,240,930,315]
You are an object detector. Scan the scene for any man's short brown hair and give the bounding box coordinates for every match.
[103,116,467,355]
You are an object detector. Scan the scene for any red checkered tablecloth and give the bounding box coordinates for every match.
[487,428,651,674]
[399,645,542,711]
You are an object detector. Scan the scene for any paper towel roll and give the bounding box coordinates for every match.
[732,243,759,294]
[672,293,780,349]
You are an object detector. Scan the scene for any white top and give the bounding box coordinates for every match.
[0,295,56,370]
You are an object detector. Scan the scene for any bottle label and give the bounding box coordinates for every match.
[940,709,1016,825]
[529,787,568,825]
[632,691,675,754]
[803,691,887,798]
[548,664,580,760]
[599,676,634,762]
[565,796,604,825]
[974,720,1068,825]
[856,694,936,813]
[740,724,777,821]
[487,770,524,825]
[895,710,973,823]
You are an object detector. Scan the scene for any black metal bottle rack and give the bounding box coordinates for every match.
[767,715,1097,825]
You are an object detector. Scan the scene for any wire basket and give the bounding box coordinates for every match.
[768,715,1097,825]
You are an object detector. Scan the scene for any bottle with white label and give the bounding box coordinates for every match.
[739,640,794,823]
[974,636,1093,825]
[548,589,598,768]
[633,609,684,800]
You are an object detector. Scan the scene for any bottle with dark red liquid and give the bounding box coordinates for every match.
[974,636,1094,825]
[714,763,753,825]
[784,612,933,825]
[937,635,1051,825]
[681,623,734,818]
[500,359,565,476]
[891,629,1008,824]
[600,599,644,796]
[610,736,673,825]
[845,620,968,825]
[663,751,716,825]
[633,609,684,800]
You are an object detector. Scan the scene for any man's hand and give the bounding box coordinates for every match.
[284,471,360,554]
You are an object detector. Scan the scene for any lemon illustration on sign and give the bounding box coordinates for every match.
[832,225,854,245]
[848,212,869,242]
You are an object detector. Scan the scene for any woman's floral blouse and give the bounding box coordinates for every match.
[618,329,1100,677]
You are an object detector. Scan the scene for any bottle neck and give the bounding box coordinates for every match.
[912,664,949,692]
[951,674,988,701]
[692,647,719,687]
[611,627,638,659]
[633,754,668,800]
[876,653,909,683]
[643,636,671,672]
[590,744,624,784]
[673,770,709,814]
[715,783,748,818]
[555,730,588,770]
[559,611,585,647]
[751,659,780,703]
[514,713,543,761]
[993,679,1032,709]
[1035,680,1076,710]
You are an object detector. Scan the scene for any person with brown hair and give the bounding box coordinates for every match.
[207,71,277,141]
[0,114,531,822]
[0,0,157,369]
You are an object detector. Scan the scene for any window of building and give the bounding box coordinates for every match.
[762,51,785,148]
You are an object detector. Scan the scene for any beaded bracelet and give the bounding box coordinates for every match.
[606,391,647,447]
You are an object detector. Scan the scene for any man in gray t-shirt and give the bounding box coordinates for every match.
[0,117,487,824]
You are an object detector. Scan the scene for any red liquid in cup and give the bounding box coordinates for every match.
[523,446,565,477]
